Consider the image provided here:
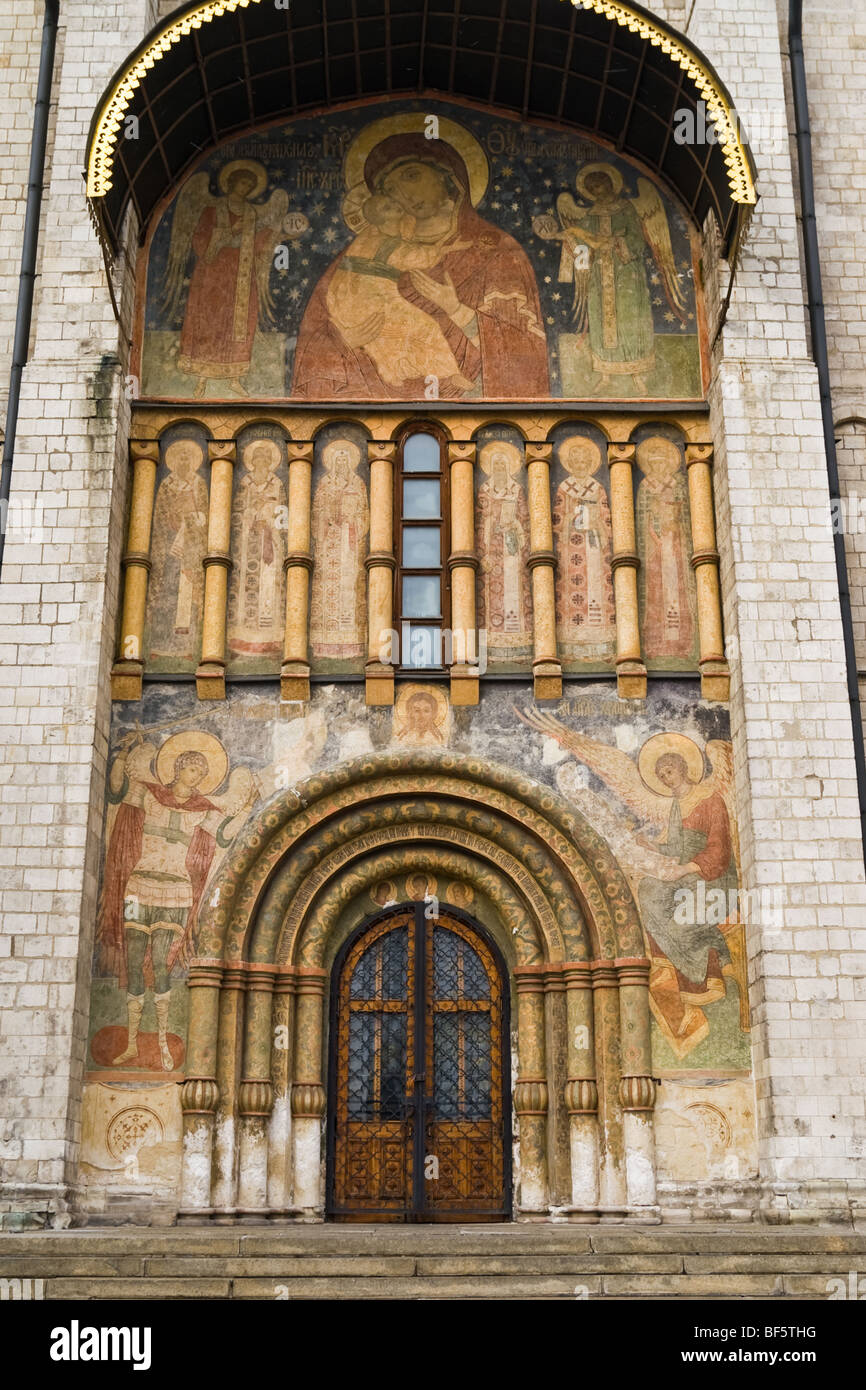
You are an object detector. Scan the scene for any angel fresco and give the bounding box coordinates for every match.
[533,162,688,394]
[94,732,259,1073]
[161,160,288,398]
[517,710,749,1061]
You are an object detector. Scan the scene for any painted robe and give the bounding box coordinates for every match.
[309,464,369,661]
[553,474,616,660]
[147,467,208,663]
[476,474,532,660]
[564,198,653,379]
[178,201,273,382]
[636,468,697,662]
[228,469,288,657]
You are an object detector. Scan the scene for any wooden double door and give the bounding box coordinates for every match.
[327,903,511,1221]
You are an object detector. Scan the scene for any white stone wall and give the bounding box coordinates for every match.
[689,0,866,1212]
[0,0,154,1226]
[1,0,864,1225]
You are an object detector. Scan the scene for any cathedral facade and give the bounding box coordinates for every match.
[0,0,864,1231]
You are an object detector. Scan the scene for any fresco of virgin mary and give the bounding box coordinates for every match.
[292,119,550,400]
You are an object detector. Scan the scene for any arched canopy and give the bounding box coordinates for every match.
[86,0,756,257]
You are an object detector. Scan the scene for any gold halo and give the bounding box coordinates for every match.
[344,113,489,207]
[478,440,523,478]
[322,438,361,471]
[560,434,604,476]
[217,158,268,199]
[242,437,282,473]
[575,161,624,200]
[156,732,228,796]
[638,733,705,797]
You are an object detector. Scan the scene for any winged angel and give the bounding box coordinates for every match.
[517,708,749,1057]
[533,162,688,393]
[95,729,260,1070]
[161,159,289,398]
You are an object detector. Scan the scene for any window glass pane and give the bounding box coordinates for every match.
[402,526,440,567]
[402,574,441,619]
[403,478,441,519]
[403,433,440,472]
[433,1012,491,1120]
[433,927,490,1001]
[403,624,442,668]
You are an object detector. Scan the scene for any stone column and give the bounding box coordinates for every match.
[178,960,222,1218]
[608,442,647,699]
[365,441,396,706]
[267,970,296,1215]
[237,964,276,1216]
[686,442,730,700]
[562,962,600,1213]
[616,956,657,1209]
[591,960,627,1210]
[525,442,562,700]
[281,441,313,702]
[448,441,480,705]
[513,966,549,1214]
[211,966,245,1216]
[111,439,158,700]
[197,441,236,700]
[291,967,327,1215]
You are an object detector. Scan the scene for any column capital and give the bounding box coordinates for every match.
[129,438,160,466]
[368,440,398,466]
[525,442,553,465]
[685,442,714,468]
[207,440,236,465]
[608,442,636,465]
[287,441,315,467]
[447,441,476,467]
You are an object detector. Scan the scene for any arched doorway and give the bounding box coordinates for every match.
[327,902,511,1222]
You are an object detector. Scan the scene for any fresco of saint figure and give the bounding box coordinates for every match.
[553,436,616,661]
[636,435,698,664]
[95,732,258,1073]
[517,710,748,1062]
[146,438,209,666]
[309,438,369,663]
[535,162,687,393]
[292,117,550,400]
[476,441,532,660]
[227,438,287,662]
[161,159,288,397]
[393,684,450,747]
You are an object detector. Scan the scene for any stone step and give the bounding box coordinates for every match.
[1,1225,863,1300]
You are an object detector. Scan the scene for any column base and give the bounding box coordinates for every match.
[365,661,394,706]
[616,659,647,699]
[195,662,226,700]
[110,660,143,701]
[532,659,562,702]
[450,664,480,706]
[280,662,311,702]
[700,659,731,701]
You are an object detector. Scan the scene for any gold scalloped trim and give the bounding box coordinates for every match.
[86,0,756,209]
[572,0,756,205]
[86,0,256,197]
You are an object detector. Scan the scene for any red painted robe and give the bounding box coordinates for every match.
[292,198,549,400]
[96,784,217,988]
[178,202,272,381]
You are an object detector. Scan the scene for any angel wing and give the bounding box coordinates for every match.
[514,707,671,830]
[705,739,741,870]
[554,192,591,330]
[632,177,688,320]
[161,172,216,319]
[254,188,290,325]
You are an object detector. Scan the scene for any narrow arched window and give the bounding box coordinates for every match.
[396,429,449,670]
